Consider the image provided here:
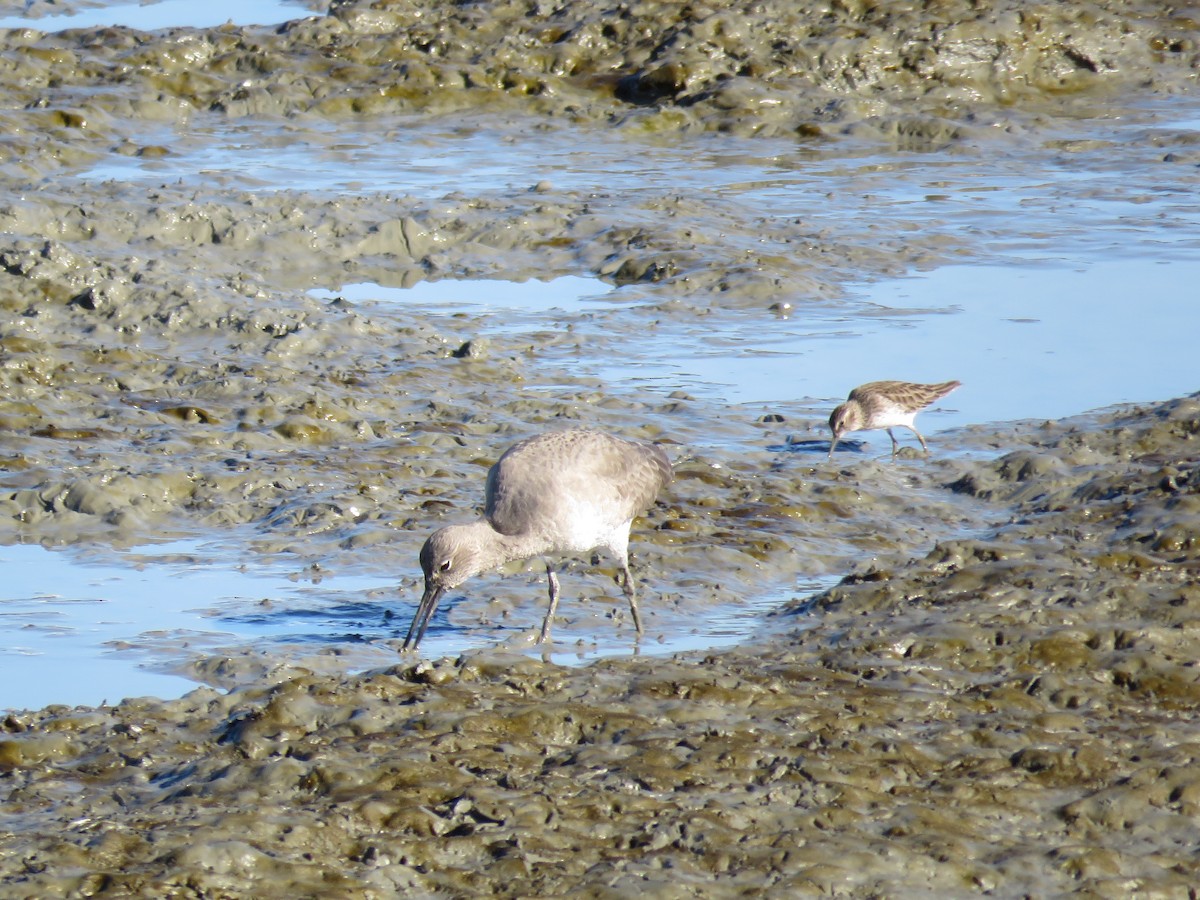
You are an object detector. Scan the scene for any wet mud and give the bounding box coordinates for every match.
[4,397,1200,896]
[2,0,1200,895]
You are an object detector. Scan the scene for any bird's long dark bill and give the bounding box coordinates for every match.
[402,582,445,651]
[828,434,840,459]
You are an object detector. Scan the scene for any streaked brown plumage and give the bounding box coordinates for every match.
[403,429,672,650]
[828,380,961,459]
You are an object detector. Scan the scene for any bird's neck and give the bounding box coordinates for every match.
[465,520,552,569]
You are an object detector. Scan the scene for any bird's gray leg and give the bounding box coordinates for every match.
[887,428,900,457]
[910,426,930,453]
[538,566,561,644]
[620,563,644,635]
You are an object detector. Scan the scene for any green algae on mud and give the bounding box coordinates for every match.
[4,397,1200,896]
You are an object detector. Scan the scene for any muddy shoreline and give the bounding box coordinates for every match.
[2,0,1200,895]
[3,396,1200,896]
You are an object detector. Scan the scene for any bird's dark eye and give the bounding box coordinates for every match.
[440,560,452,572]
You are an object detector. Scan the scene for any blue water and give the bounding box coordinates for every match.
[0,540,821,711]
[79,103,1200,436]
[312,256,1200,437]
[0,0,316,31]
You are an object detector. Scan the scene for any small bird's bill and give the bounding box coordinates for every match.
[402,582,445,651]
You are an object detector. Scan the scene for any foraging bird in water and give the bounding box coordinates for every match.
[402,429,672,651]
[828,380,961,460]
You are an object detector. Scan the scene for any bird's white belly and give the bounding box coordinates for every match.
[870,405,918,430]
[547,506,629,555]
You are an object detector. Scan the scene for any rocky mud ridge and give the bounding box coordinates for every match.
[3,0,1197,142]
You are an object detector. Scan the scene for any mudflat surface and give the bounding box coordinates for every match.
[1,0,1199,895]
[4,397,1200,896]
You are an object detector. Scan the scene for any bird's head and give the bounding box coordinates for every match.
[403,525,487,651]
[419,525,483,594]
[828,401,862,440]
[828,401,863,460]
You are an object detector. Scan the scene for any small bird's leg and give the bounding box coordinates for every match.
[538,566,561,644]
[887,428,901,457]
[911,427,930,453]
[620,563,644,635]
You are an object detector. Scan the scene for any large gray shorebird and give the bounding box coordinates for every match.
[828,380,961,459]
[402,429,672,650]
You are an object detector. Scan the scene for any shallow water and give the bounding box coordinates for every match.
[312,254,1200,439]
[3,39,1199,710]
[83,102,1199,433]
[0,0,318,31]
[82,112,815,196]
[0,539,825,711]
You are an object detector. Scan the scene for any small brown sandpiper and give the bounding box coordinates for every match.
[828,380,961,459]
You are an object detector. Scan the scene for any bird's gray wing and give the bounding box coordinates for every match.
[485,432,670,537]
